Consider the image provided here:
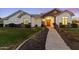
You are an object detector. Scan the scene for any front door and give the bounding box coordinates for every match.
[46,19,51,26]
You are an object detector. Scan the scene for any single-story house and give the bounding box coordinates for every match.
[2,8,75,27]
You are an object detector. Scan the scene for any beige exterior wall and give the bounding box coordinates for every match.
[56,12,73,25]
[3,13,31,27]
[31,17,42,27]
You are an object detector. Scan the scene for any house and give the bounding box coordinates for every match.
[2,10,32,27]
[31,14,42,27]
[2,8,75,28]
[41,9,74,27]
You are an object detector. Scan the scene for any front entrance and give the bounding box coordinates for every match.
[42,16,55,27]
[46,19,51,26]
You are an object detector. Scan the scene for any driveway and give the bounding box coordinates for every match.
[45,27,70,50]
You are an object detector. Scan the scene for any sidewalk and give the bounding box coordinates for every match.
[45,28,70,50]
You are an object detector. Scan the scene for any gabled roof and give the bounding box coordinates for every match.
[41,8,74,18]
[41,8,63,18]
[62,10,74,16]
[3,10,31,20]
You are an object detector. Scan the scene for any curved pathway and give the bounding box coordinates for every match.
[45,28,70,50]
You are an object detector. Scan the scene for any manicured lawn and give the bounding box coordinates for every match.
[60,28,79,39]
[58,28,79,49]
[65,28,79,33]
[0,27,42,49]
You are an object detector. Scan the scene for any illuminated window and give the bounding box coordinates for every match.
[23,19,29,24]
[62,17,68,25]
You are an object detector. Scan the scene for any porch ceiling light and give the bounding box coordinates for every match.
[42,19,45,21]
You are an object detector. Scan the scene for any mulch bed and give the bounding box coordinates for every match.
[57,28,79,50]
[18,28,49,50]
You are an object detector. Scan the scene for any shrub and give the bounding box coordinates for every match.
[71,23,78,28]
[8,23,16,27]
[59,23,67,28]
[0,24,3,27]
[16,24,22,28]
[25,23,31,28]
[5,25,8,27]
[35,25,38,27]
[67,23,71,28]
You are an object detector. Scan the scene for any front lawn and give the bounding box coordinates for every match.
[0,27,42,49]
[58,28,79,50]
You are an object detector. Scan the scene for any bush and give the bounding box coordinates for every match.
[0,24,3,27]
[5,25,8,27]
[16,24,22,28]
[59,23,67,28]
[68,23,71,27]
[25,23,31,28]
[8,23,16,27]
[35,25,38,27]
[71,23,78,28]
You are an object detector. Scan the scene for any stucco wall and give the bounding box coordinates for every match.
[31,17,42,27]
[3,13,31,25]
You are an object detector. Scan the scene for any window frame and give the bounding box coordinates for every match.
[62,17,68,25]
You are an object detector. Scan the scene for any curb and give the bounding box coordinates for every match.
[16,30,43,50]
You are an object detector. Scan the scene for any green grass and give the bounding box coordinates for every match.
[60,28,79,40]
[66,28,79,32]
[60,28,79,33]
[0,27,42,49]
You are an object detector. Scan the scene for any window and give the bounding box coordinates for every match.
[62,17,68,25]
[23,19,29,24]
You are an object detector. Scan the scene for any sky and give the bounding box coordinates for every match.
[0,8,79,18]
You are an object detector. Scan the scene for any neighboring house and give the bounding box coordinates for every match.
[2,8,75,28]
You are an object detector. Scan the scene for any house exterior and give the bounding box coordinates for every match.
[41,9,74,27]
[31,14,42,27]
[2,9,75,28]
[3,10,31,27]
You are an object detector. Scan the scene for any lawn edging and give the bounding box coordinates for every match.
[16,29,43,50]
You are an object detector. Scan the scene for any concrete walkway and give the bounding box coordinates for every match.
[45,28,70,50]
